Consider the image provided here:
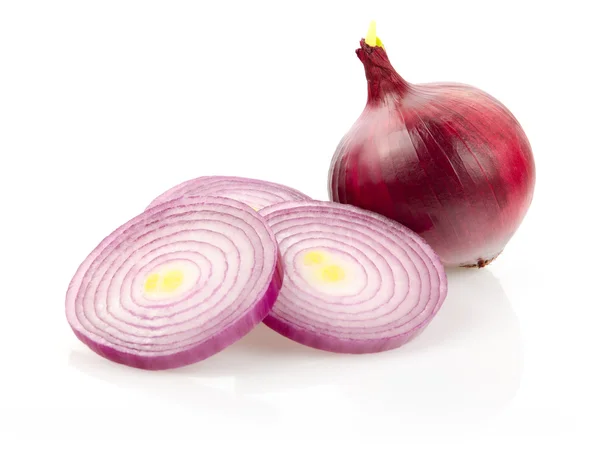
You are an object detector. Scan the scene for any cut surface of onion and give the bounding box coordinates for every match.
[259,201,447,353]
[147,176,311,211]
[65,197,283,370]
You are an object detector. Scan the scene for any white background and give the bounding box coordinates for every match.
[1,0,598,449]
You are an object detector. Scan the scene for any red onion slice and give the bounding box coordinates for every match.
[65,197,283,370]
[147,176,311,211]
[259,201,447,353]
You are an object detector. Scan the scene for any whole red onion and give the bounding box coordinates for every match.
[328,22,536,267]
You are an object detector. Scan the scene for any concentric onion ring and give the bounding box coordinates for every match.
[259,201,447,353]
[66,197,283,370]
[147,176,311,211]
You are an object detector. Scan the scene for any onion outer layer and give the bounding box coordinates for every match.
[328,26,536,267]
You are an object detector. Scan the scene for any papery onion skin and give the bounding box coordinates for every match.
[260,200,447,353]
[147,176,311,212]
[328,38,536,267]
[66,196,283,370]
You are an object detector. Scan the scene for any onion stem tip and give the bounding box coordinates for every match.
[366,20,377,46]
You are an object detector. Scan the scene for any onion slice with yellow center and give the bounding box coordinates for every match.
[259,201,447,353]
[65,197,283,370]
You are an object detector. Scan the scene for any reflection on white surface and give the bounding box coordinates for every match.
[69,351,278,422]
[70,268,522,424]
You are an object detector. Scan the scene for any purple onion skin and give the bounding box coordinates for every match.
[329,40,536,267]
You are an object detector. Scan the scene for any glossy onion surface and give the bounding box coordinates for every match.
[329,38,535,267]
